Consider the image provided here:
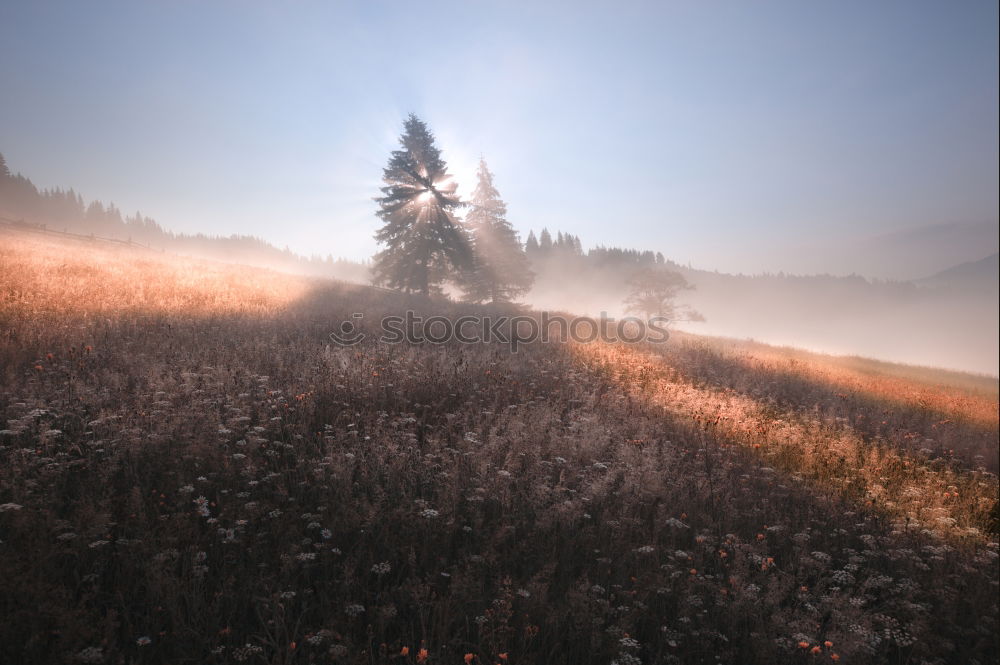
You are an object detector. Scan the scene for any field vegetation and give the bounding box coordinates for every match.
[1,229,997,664]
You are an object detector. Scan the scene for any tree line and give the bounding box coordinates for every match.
[0,151,365,280]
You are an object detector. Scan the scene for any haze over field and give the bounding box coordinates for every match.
[2,1,998,375]
[3,1,999,375]
[5,137,997,374]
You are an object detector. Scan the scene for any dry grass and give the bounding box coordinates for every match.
[1,229,997,665]
[572,342,997,542]
[0,229,313,319]
[669,332,998,426]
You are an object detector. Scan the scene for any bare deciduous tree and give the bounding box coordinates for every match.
[623,267,704,322]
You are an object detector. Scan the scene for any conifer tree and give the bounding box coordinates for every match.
[539,228,553,252]
[524,230,539,255]
[462,158,533,303]
[372,114,471,296]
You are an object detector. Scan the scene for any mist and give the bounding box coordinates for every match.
[519,243,998,375]
[2,0,998,374]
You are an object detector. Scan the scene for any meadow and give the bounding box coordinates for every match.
[1,228,997,665]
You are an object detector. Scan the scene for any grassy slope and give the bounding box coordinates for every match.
[1,228,998,665]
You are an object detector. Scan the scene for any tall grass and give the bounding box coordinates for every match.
[1,229,997,664]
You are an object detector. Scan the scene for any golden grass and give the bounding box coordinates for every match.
[1,228,997,663]
[571,342,998,543]
[0,228,313,318]
[670,331,998,425]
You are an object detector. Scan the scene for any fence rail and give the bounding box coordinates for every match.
[0,216,158,251]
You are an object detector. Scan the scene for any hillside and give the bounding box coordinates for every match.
[916,253,999,292]
[1,228,997,664]
[0,153,369,283]
[4,153,997,374]
[771,221,1000,281]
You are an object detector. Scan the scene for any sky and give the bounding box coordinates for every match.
[1,0,997,275]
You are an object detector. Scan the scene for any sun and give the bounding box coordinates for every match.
[409,175,457,208]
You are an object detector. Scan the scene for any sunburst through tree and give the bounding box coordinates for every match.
[372,114,471,296]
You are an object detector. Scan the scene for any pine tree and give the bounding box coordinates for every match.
[462,158,534,303]
[539,228,553,252]
[524,230,539,255]
[85,201,104,219]
[372,114,471,296]
[0,153,41,220]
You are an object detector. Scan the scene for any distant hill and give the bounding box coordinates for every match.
[769,221,999,281]
[523,235,999,375]
[916,254,999,292]
[868,222,1000,280]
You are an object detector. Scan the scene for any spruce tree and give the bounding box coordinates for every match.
[85,201,106,223]
[462,158,533,303]
[539,228,553,252]
[372,114,471,296]
[524,230,539,255]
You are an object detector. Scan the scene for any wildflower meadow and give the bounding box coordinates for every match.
[1,229,997,664]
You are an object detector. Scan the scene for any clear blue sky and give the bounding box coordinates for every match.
[1,0,997,273]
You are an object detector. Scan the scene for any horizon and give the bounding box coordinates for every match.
[1,157,996,283]
[1,1,997,279]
